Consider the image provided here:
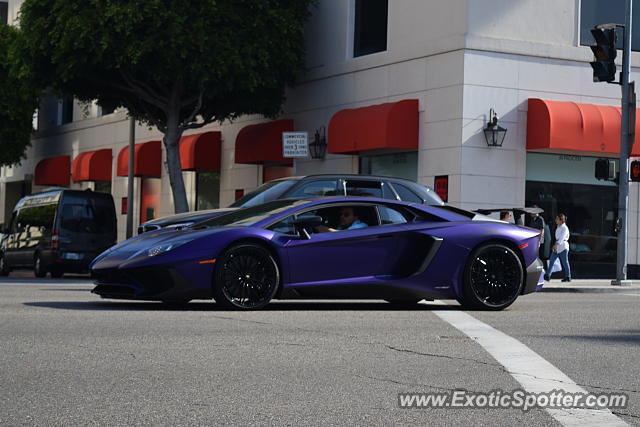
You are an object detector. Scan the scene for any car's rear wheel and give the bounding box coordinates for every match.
[458,243,523,310]
[34,254,47,278]
[0,253,10,276]
[213,243,279,310]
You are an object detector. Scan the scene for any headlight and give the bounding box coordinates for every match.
[147,240,192,257]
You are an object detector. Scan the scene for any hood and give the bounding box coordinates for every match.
[90,226,231,269]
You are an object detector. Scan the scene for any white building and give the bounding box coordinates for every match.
[1,0,638,278]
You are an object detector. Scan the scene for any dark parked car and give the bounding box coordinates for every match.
[138,174,444,233]
[0,189,117,278]
[92,196,543,310]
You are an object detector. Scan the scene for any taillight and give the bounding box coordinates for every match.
[50,229,59,250]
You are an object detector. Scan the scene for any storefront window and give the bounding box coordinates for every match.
[94,181,111,194]
[525,181,618,277]
[526,153,618,277]
[196,171,220,210]
[359,152,418,181]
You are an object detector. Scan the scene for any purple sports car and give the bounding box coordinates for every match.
[90,197,544,310]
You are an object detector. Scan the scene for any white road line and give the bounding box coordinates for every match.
[623,293,640,296]
[429,305,628,426]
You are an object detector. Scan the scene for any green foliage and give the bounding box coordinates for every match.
[18,0,314,132]
[0,24,39,166]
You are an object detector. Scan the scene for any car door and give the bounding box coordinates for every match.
[277,203,404,284]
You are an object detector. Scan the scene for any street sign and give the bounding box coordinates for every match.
[283,132,309,158]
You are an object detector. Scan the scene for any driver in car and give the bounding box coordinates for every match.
[316,207,368,232]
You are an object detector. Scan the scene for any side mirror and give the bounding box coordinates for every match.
[293,215,323,239]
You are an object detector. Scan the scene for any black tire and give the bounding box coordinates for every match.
[0,253,10,276]
[458,243,524,310]
[213,243,279,310]
[50,269,64,278]
[34,253,47,278]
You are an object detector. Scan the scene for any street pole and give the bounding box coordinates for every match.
[613,0,634,286]
[126,116,135,239]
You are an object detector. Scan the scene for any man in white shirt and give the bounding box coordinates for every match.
[544,213,571,282]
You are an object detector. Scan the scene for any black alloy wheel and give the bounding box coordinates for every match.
[459,243,523,310]
[0,253,9,276]
[213,243,280,310]
[34,253,47,278]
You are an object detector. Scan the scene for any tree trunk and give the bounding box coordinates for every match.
[163,110,189,214]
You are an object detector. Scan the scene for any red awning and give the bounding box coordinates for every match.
[180,131,221,171]
[235,119,294,164]
[72,149,112,182]
[117,140,162,178]
[527,98,640,156]
[328,99,419,155]
[34,155,70,186]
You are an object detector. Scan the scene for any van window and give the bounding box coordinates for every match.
[59,194,116,234]
[16,204,56,233]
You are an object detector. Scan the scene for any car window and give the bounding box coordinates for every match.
[267,215,298,235]
[391,183,423,204]
[378,206,409,225]
[287,180,341,197]
[381,183,398,200]
[345,180,383,197]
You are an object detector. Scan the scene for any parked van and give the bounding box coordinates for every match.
[0,189,117,278]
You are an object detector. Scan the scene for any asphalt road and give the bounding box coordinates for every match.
[0,276,638,426]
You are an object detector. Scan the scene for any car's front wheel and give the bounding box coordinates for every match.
[213,243,279,310]
[458,243,523,310]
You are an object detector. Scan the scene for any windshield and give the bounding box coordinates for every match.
[229,180,298,208]
[195,199,306,228]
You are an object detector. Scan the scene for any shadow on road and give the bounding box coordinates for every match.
[23,300,463,312]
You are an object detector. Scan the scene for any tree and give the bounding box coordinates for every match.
[0,24,39,166]
[18,0,313,213]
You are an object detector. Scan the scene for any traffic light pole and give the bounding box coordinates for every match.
[613,0,634,286]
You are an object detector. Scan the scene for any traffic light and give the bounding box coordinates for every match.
[595,158,616,180]
[590,26,617,83]
[631,161,640,182]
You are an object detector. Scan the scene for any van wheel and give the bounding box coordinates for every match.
[0,253,10,276]
[34,254,47,278]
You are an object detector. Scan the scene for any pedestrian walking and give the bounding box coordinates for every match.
[529,206,550,271]
[544,213,571,282]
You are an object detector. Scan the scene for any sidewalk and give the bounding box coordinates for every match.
[540,279,640,293]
